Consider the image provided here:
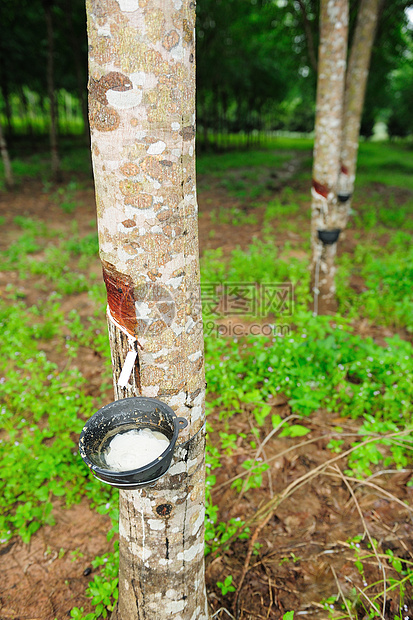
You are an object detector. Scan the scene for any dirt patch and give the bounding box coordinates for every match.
[206,406,413,618]
[0,500,111,620]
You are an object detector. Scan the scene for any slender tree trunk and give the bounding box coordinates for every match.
[339,0,380,217]
[202,95,208,151]
[0,3,13,139]
[296,0,318,73]
[0,85,13,139]
[213,90,219,150]
[85,1,209,618]
[43,0,61,182]
[20,88,33,138]
[221,92,226,150]
[40,96,48,135]
[0,120,14,190]
[66,0,89,140]
[0,78,13,138]
[311,0,348,314]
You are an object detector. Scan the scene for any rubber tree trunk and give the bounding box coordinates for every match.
[311,0,348,315]
[339,0,380,220]
[85,1,209,618]
[43,0,61,183]
[0,120,14,190]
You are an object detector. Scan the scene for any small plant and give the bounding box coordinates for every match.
[70,549,85,562]
[279,553,301,566]
[216,575,236,596]
[70,607,96,620]
[51,180,82,213]
[264,198,300,222]
[231,460,269,493]
[326,438,344,453]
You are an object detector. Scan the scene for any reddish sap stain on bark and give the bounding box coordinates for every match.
[312,179,329,199]
[341,164,349,175]
[102,260,136,336]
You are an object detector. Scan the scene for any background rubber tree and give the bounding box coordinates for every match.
[310,0,348,315]
[85,0,209,618]
[339,0,381,219]
[0,121,14,190]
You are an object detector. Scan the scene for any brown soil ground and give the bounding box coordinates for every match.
[0,166,412,620]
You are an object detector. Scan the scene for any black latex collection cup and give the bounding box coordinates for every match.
[317,229,341,245]
[79,396,188,490]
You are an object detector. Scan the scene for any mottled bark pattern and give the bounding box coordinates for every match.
[86,0,208,617]
[311,0,348,313]
[341,0,380,220]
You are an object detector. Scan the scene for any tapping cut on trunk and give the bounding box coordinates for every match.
[102,260,137,337]
[312,179,330,200]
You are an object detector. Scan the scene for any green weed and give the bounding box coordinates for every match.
[210,206,258,226]
[336,236,413,331]
[322,536,413,619]
[216,575,236,596]
[263,197,300,222]
[0,302,114,544]
[51,180,83,213]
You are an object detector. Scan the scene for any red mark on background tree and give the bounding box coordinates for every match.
[312,179,330,199]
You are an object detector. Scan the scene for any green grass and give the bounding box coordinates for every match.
[336,233,413,332]
[197,137,413,191]
[0,219,99,296]
[197,149,291,175]
[357,141,413,190]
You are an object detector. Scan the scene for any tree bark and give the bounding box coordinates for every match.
[311,0,348,314]
[339,0,381,217]
[296,0,318,73]
[85,0,209,618]
[43,0,61,183]
[0,120,14,190]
